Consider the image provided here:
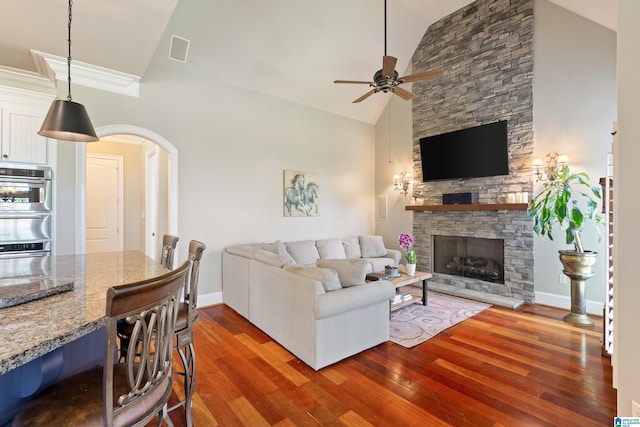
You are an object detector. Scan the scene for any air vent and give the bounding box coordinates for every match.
[169,35,190,63]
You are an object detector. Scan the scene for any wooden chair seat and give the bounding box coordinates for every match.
[12,364,171,426]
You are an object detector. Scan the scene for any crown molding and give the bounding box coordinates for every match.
[0,65,57,104]
[31,50,141,97]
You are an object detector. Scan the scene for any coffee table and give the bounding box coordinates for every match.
[369,271,432,312]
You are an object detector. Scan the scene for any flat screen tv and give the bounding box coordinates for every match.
[419,120,509,182]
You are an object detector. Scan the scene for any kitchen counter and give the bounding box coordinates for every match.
[0,251,169,374]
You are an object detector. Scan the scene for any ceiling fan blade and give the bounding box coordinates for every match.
[334,80,373,84]
[393,86,414,100]
[398,68,444,83]
[353,89,376,103]
[382,55,397,78]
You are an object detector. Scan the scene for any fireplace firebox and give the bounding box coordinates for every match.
[433,236,504,284]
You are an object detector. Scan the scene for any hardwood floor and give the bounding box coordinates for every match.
[163,302,616,426]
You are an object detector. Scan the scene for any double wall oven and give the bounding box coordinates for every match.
[0,165,52,259]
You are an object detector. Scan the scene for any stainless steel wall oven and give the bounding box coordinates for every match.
[0,166,52,258]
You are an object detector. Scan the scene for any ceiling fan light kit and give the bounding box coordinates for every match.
[333,0,443,103]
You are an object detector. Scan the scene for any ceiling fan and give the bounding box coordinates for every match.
[334,0,443,103]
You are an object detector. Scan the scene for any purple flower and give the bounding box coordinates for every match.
[398,233,414,251]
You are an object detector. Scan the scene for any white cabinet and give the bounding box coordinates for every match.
[1,105,48,164]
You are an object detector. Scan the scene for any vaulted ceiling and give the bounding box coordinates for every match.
[0,0,617,124]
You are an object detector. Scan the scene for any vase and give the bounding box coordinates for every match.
[558,250,597,327]
[406,263,416,276]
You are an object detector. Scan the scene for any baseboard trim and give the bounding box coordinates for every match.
[198,291,223,308]
[535,291,604,315]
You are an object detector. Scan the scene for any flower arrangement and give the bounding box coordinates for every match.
[398,233,417,264]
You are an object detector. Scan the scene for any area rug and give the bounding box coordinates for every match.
[389,288,491,348]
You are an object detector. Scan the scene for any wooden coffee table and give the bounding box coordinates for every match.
[369,271,432,312]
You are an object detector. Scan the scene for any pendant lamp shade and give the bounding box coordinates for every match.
[39,0,99,143]
[38,99,98,142]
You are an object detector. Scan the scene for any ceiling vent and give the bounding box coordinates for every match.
[169,35,190,63]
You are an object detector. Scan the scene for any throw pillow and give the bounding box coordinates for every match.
[254,249,292,267]
[283,265,342,292]
[285,240,320,266]
[274,240,295,264]
[316,238,346,259]
[358,235,387,258]
[342,236,362,259]
[316,259,368,287]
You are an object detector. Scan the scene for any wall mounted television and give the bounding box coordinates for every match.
[419,120,509,182]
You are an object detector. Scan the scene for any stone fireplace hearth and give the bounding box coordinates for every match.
[410,204,534,304]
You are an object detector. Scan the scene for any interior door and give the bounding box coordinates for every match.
[86,155,123,253]
[145,148,159,260]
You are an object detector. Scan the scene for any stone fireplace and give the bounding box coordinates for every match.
[433,235,504,284]
[411,206,534,303]
[405,0,535,304]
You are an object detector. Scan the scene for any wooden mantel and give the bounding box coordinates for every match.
[405,203,528,212]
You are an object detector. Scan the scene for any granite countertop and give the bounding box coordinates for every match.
[0,251,169,374]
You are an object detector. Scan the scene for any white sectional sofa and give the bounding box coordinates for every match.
[222,236,400,370]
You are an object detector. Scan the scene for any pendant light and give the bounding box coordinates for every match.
[38,0,98,142]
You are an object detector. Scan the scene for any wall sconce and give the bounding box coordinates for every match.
[393,171,412,195]
[531,152,569,182]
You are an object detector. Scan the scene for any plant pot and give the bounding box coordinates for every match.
[558,250,597,327]
[406,263,416,276]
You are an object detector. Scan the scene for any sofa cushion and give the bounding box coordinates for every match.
[254,249,293,267]
[274,240,295,264]
[363,257,395,273]
[316,238,346,259]
[359,235,387,258]
[285,240,320,266]
[225,245,257,259]
[342,237,362,259]
[283,265,342,292]
[261,242,278,254]
[316,259,368,287]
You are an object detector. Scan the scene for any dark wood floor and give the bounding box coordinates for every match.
[163,302,616,426]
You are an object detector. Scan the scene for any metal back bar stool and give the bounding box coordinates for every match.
[160,234,180,269]
[118,234,179,361]
[168,240,206,427]
[12,261,191,427]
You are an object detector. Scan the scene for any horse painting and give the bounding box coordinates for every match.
[283,170,320,217]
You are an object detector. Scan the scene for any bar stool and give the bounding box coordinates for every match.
[160,234,179,269]
[168,240,206,427]
[117,234,180,361]
[12,261,191,427]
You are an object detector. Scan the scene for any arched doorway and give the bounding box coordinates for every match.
[76,125,179,256]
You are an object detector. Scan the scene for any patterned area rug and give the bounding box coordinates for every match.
[390,288,491,348]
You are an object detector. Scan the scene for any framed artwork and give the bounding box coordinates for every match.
[283,170,319,217]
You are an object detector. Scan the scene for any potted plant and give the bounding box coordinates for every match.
[398,233,417,275]
[528,165,604,326]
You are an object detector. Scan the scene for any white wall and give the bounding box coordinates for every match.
[375,92,414,256]
[615,0,640,416]
[53,27,377,300]
[532,0,617,310]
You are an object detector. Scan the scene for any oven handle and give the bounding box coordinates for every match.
[0,178,49,185]
[0,214,49,220]
[0,251,49,259]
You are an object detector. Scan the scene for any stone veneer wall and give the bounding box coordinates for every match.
[411,0,534,203]
[414,209,534,302]
[409,0,535,303]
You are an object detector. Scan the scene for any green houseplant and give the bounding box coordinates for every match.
[528,165,604,326]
